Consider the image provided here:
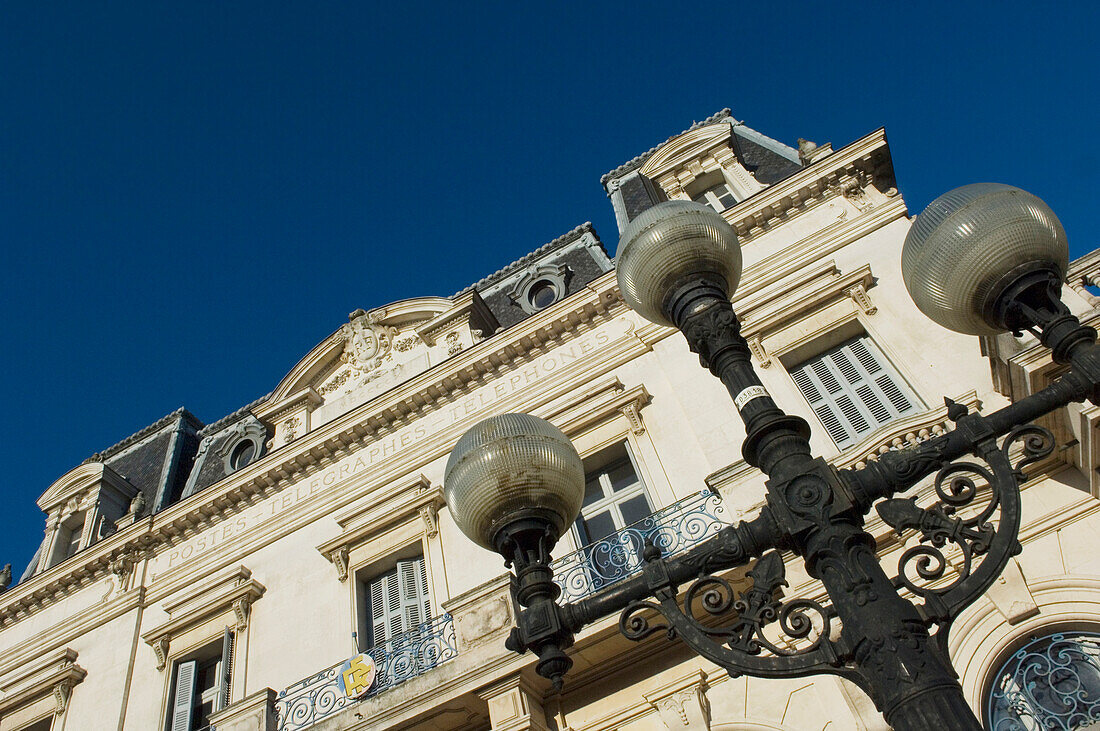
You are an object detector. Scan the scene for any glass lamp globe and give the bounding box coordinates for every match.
[902,183,1068,335]
[616,200,743,327]
[444,413,585,553]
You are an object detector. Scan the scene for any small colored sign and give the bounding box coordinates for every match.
[338,653,377,699]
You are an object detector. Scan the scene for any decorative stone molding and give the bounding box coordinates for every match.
[478,675,552,731]
[419,503,440,538]
[507,263,572,314]
[142,565,265,670]
[442,574,513,653]
[747,334,770,368]
[329,546,350,582]
[736,261,875,344]
[207,687,278,731]
[846,283,877,315]
[317,475,443,579]
[644,670,711,730]
[0,647,87,721]
[537,377,651,439]
[217,420,268,474]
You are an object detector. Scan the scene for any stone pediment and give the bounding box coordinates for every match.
[256,293,497,446]
[37,462,137,514]
[640,121,732,179]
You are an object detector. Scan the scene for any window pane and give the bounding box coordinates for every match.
[582,511,617,543]
[619,495,652,527]
[605,460,638,493]
[582,477,604,506]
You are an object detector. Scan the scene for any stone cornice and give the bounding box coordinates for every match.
[317,475,442,579]
[0,521,154,628]
[0,646,86,718]
[0,587,144,675]
[142,565,265,670]
[722,128,894,246]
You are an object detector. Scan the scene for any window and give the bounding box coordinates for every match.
[987,631,1100,730]
[19,719,53,731]
[229,440,256,471]
[527,280,559,310]
[790,336,919,449]
[692,182,738,213]
[364,557,431,649]
[574,444,653,550]
[167,629,233,731]
[53,512,85,565]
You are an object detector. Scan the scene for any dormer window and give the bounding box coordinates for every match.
[692,181,738,213]
[229,440,256,471]
[57,512,86,563]
[508,264,571,315]
[33,463,139,574]
[528,280,559,310]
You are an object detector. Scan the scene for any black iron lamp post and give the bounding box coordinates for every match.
[444,184,1096,730]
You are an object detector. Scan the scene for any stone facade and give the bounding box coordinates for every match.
[2,111,1098,731]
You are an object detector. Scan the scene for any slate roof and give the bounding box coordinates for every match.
[600,109,802,190]
[453,222,605,298]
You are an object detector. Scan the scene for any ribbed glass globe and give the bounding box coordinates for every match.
[444,413,585,551]
[902,183,1068,335]
[616,200,742,327]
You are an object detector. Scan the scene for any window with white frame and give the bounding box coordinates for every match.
[790,335,920,449]
[52,512,86,566]
[364,556,431,649]
[574,443,653,548]
[692,182,738,213]
[166,629,233,731]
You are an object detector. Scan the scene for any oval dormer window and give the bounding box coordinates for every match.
[528,280,558,310]
[230,440,257,471]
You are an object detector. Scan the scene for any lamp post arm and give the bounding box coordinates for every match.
[843,346,1097,510]
[561,507,781,630]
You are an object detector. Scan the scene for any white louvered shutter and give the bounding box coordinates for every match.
[368,557,431,647]
[791,337,919,449]
[171,660,197,731]
[398,558,432,632]
[219,627,234,710]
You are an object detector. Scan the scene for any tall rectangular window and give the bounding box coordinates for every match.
[365,557,431,648]
[167,628,233,731]
[575,444,652,546]
[790,336,920,449]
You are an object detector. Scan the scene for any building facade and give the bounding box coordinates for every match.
[3,110,1100,731]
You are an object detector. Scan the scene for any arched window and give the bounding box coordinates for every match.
[987,631,1100,729]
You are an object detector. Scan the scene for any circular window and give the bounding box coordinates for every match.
[230,440,257,471]
[528,280,558,310]
[987,631,1100,729]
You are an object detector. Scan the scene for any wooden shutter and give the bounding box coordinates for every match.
[791,337,919,449]
[219,627,234,710]
[368,557,431,647]
[368,569,401,646]
[398,558,431,632]
[170,660,196,731]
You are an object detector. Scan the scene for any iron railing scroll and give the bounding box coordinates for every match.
[550,489,731,603]
[275,612,457,731]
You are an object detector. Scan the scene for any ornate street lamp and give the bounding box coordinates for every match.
[445,185,1096,730]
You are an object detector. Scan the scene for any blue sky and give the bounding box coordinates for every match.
[1,3,1097,576]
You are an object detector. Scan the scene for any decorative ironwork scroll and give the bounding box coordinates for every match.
[988,632,1100,730]
[551,490,730,603]
[275,613,457,730]
[619,550,846,681]
[876,424,1055,631]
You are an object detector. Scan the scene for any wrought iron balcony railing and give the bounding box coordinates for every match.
[551,489,731,603]
[275,612,457,731]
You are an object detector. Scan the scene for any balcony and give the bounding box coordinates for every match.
[551,489,731,603]
[275,612,457,730]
